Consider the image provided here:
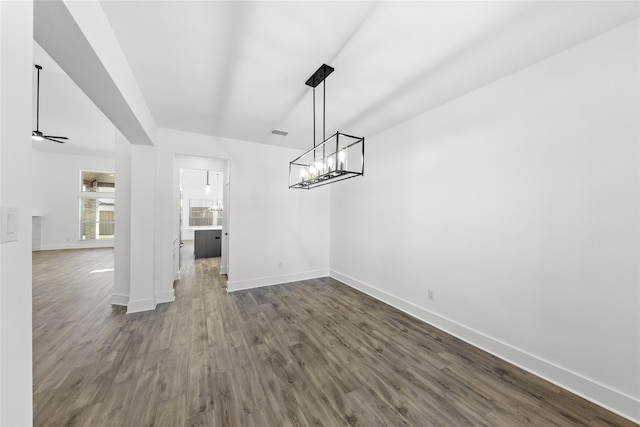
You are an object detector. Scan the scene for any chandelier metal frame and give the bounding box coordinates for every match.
[289,64,364,190]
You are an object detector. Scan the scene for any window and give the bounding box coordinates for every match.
[189,199,214,227]
[80,171,115,240]
[81,171,115,193]
[188,200,223,227]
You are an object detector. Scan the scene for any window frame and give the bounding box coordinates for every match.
[79,170,116,241]
[188,199,215,228]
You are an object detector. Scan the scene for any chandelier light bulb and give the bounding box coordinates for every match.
[337,149,347,170]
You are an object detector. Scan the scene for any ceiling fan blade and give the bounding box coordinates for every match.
[43,135,68,140]
[44,137,66,144]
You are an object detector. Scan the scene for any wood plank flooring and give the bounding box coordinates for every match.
[33,244,636,426]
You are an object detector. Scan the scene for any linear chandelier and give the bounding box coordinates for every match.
[289,64,364,190]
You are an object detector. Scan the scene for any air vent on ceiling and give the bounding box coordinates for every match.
[271,129,288,136]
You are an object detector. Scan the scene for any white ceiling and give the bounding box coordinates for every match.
[33,42,115,157]
[34,1,640,155]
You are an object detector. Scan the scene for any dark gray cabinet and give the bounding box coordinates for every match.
[194,229,221,258]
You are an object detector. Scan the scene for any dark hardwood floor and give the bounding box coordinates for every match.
[32,244,636,426]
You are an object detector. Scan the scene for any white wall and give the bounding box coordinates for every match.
[0,2,33,424]
[330,20,639,422]
[32,149,114,249]
[127,144,157,312]
[155,128,331,292]
[113,130,130,305]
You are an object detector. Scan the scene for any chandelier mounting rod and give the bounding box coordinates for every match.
[307,64,333,162]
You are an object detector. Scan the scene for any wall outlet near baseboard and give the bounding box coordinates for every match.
[427,289,435,301]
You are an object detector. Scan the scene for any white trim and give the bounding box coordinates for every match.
[155,290,175,304]
[227,270,329,292]
[110,293,129,306]
[329,270,640,425]
[126,298,156,314]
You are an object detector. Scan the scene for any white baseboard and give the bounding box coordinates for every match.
[111,293,129,306]
[156,290,175,304]
[227,269,329,292]
[126,298,156,314]
[330,270,640,425]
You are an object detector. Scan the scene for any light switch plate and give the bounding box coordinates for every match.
[1,206,19,243]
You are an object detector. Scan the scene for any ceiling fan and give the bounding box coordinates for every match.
[32,64,68,144]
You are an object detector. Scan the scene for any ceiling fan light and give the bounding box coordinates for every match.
[32,131,44,141]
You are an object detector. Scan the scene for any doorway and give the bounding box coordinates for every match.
[175,155,229,279]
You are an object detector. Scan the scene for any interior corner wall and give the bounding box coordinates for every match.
[330,19,639,422]
[31,149,114,250]
[0,2,33,425]
[127,144,157,313]
[155,129,330,292]
[153,144,178,303]
[113,130,131,305]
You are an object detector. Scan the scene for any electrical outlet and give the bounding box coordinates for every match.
[427,289,435,301]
